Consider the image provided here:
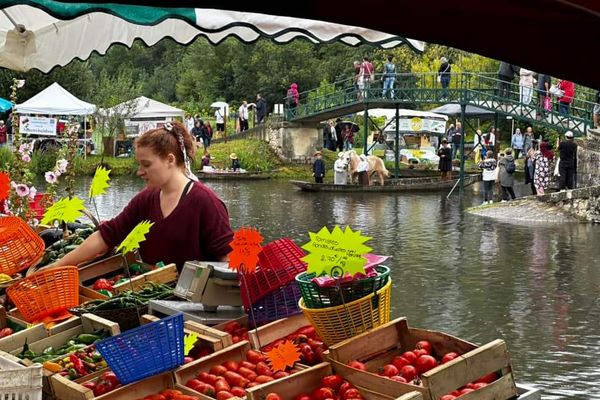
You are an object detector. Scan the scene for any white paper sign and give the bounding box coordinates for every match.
[19,116,57,136]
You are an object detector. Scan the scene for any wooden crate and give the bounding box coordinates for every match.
[141,314,227,353]
[248,314,311,350]
[52,371,199,400]
[0,306,47,353]
[327,318,518,400]
[8,307,81,337]
[246,362,406,400]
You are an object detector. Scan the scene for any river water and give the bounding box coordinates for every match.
[70,176,600,399]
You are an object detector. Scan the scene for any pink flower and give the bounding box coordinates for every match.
[28,186,37,200]
[45,171,57,184]
[21,154,31,163]
[56,159,68,173]
[15,184,29,197]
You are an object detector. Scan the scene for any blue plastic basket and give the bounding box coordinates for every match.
[246,280,302,326]
[95,313,184,384]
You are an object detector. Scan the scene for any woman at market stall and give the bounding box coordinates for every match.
[53,121,234,271]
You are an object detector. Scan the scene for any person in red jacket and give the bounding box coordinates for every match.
[557,79,575,115]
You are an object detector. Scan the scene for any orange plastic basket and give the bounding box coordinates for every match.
[7,266,79,323]
[0,216,45,276]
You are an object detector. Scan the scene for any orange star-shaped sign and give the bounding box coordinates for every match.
[0,171,10,201]
[228,227,263,274]
[266,340,301,372]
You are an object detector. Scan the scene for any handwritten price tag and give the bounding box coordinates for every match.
[301,226,372,276]
[228,227,263,274]
[266,341,301,372]
[40,196,86,226]
[117,220,154,254]
[89,166,111,199]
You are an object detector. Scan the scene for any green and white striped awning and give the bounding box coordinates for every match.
[0,0,424,72]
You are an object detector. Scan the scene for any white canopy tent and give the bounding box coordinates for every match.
[14,82,96,115]
[109,96,185,120]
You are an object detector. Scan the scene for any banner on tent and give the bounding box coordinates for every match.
[19,116,57,136]
[387,117,447,134]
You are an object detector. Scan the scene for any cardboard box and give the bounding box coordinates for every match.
[327,318,518,400]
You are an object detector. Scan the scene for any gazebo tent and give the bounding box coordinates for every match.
[14,82,96,115]
[121,96,185,120]
[427,103,496,119]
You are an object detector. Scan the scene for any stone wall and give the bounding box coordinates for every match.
[576,141,600,187]
[253,120,320,162]
[538,185,600,223]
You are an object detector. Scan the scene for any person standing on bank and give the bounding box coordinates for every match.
[511,128,524,159]
[438,139,452,181]
[498,148,517,201]
[357,154,370,186]
[479,151,498,205]
[214,107,225,137]
[334,152,348,185]
[52,122,234,271]
[557,131,577,190]
[312,151,325,183]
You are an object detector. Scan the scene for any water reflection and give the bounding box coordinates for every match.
[65,177,600,399]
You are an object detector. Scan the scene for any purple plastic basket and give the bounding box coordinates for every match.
[245,280,302,325]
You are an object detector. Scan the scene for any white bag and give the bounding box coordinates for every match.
[437,75,441,83]
[549,84,564,97]
[554,158,560,177]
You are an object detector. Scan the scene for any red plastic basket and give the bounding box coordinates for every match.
[239,238,307,309]
[28,193,52,221]
[0,216,45,276]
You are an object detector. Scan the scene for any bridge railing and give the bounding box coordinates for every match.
[285,72,596,135]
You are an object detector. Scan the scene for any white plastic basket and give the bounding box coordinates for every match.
[0,352,42,400]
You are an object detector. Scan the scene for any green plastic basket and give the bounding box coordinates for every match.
[295,265,390,309]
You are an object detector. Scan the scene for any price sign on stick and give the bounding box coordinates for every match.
[40,196,86,226]
[117,220,154,255]
[266,340,301,372]
[301,226,372,276]
[184,333,199,355]
[228,227,263,274]
[89,166,111,198]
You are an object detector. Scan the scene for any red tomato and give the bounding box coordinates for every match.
[232,336,241,343]
[413,349,429,357]
[183,357,194,364]
[475,372,497,384]
[239,361,256,370]
[246,382,260,388]
[255,375,275,384]
[272,371,289,379]
[216,391,235,400]
[347,360,366,371]
[460,388,475,395]
[401,351,417,364]
[338,381,354,397]
[389,376,407,383]
[293,394,313,400]
[214,378,231,392]
[246,350,266,364]
[143,395,166,400]
[440,396,457,400]
[231,387,246,397]
[265,394,283,400]
[100,372,120,388]
[378,364,398,377]
[224,321,241,333]
[159,389,182,400]
[173,396,198,400]
[342,388,361,400]
[415,355,437,374]
[210,365,228,376]
[391,356,411,370]
[399,365,418,381]
[441,352,460,364]
[297,326,317,338]
[312,387,334,400]
[0,328,14,338]
[237,367,255,379]
[186,379,203,389]
[223,371,248,388]
[472,382,488,389]
[321,374,343,390]
[93,382,112,397]
[415,340,432,354]
[255,361,274,376]
[222,361,239,371]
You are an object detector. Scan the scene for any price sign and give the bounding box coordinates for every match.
[117,220,154,254]
[40,196,86,225]
[228,227,263,274]
[184,332,199,356]
[266,340,301,372]
[301,226,372,276]
[89,166,111,198]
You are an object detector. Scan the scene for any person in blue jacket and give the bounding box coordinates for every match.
[312,151,326,183]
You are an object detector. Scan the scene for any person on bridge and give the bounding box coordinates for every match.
[557,131,577,190]
[511,128,524,159]
[286,83,299,118]
[312,151,326,183]
[497,62,519,101]
[536,73,551,119]
[557,79,575,116]
[519,68,535,106]
[382,54,396,99]
[358,56,374,100]
[255,93,267,124]
[438,57,451,100]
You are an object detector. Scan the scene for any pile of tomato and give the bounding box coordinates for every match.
[0,327,14,339]
[221,320,249,344]
[185,349,297,400]
[80,371,121,396]
[262,325,327,366]
[265,374,366,400]
[137,389,200,400]
[346,340,498,398]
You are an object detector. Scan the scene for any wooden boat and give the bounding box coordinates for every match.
[290,174,481,192]
[196,170,271,180]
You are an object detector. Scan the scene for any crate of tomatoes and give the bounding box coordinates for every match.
[327,318,518,400]
[174,340,303,400]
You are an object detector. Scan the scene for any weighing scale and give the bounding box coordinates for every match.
[148,261,245,325]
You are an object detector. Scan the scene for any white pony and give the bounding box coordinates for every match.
[343,150,389,185]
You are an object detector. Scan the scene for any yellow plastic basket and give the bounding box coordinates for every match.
[299,279,391,346]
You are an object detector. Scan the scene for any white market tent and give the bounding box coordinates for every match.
[14,82,96,115]
[112,96,185,120]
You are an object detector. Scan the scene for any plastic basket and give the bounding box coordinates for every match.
[239,238,306,309]
[7,266,79,323]
[296,265,390,308]
[0,216,45,276]
[246,280,302,326]
[299,279,392,347]
[96,313,184,385]
[0,354,43,400]
[28,193,52,221]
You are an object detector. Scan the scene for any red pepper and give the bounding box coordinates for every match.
[93,279,114,291]
[70,354,88,377]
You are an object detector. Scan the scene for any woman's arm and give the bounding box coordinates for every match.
[54,231,110,268]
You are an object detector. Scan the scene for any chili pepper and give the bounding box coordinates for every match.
[68,367,79,380]
[98,289,113,298]
[42,346,55,355]
[76,333,102,345]
[70,354,88,377]
[93,279,113,291]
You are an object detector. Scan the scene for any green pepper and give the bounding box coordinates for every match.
[42,346,55,355]
[31,354,58,363]
[129,263,142,274]
[76,334,102,345]
[156,261,165,268]
[68,367,79,380]
[98,289,112,298]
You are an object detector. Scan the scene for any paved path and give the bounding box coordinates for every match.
[467,197,579,224]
